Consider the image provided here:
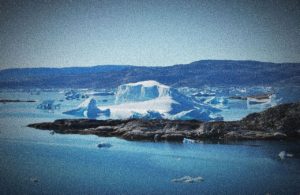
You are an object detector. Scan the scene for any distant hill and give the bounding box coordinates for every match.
[1,60,299,88]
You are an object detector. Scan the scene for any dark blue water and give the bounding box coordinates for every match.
[1,136,299,194]
[0,91,299,194]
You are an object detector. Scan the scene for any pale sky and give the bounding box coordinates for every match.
[1,0,300,69]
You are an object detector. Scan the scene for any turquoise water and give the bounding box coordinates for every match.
[0,91,300,194]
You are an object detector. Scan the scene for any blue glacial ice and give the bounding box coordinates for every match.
[63,98,110,119]
[64,80,223,121]
[99,80,223,121]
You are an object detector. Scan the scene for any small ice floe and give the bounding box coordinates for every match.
[286,153,294,157]
[50,130,55,135]
[97,143,112,148]
[171,176,204,183]
[30,177,39,183]
[36,100,61,110]
[65,90,89,100]
[278,151,294,160]
[183,138,196,144]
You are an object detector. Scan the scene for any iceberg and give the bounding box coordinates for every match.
[37,100,61,110]
[64,90,89,100]
[63,98,110,119]
[64,81,223,121]
[204,96,228,108]
[171,176,204,183]
[115,80,171,103]
[183,138,196,144]
[99,80,223,121]
[278,151,294,160]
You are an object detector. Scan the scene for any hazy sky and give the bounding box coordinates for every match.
[0,0,300,69]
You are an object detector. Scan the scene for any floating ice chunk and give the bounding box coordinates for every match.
[183,138,196,144]
[37,100,60,110]
[278,151,286,160]
[278,151,294,160]
[172,176,204,183]
[65,90,89,100]
[89,92,114,96]
[204,96,228,106]
[286,153,294,158]
[63,98,110,119]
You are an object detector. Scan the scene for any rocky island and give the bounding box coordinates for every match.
[28,102,300,142]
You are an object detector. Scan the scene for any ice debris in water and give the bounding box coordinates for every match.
[172,176,204,183]
[278,151,285,160]
[37,100,60,110]
[183,138,196,144]
[278,151,294,160]
[286,153,294,157]
[65,90,89,100]
[63,98,110,119]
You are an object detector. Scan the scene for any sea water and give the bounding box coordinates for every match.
[0,90,299,194]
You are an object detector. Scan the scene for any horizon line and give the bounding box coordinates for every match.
[1,58,300,71]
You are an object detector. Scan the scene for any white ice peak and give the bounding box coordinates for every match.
[115,80,171,104]
[125,80,169,88]
[65,80,223,121]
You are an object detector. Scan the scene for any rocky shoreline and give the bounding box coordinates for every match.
[28,102,300,142]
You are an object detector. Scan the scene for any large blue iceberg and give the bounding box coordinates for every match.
[64,81,223,121]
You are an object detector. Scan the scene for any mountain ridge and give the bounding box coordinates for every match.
[1,60,300,88]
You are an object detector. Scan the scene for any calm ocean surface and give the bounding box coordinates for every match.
[0,91,299,194]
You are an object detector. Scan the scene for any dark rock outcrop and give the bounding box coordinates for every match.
[0,99,36,103]
[241,102,300,136]
[28,102,300,142]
